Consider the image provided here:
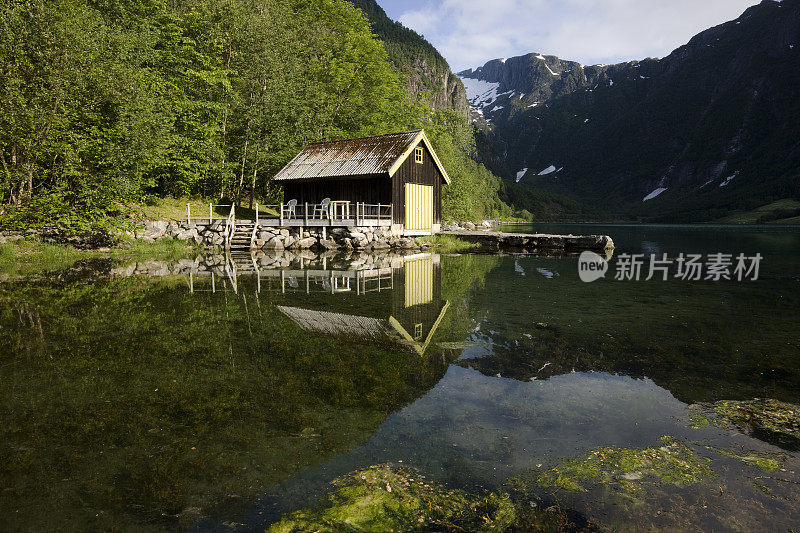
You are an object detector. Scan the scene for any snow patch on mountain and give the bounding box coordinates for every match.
[533,53,559,76]
[720,172,739,187]
[516,168,528,183]
[538,165,557,175]
[459,76,501,108]
[643,188,667,202]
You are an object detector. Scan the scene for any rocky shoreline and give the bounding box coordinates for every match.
[0,219,614,254]
[127,220,426,251]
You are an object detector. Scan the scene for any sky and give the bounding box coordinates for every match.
[378,0,762,71]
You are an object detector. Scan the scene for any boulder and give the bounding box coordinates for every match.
[319,239,339,250]
[176,229,197,241]
[463,221,476,231]
[263,236,284,250]
[296,237,317,249]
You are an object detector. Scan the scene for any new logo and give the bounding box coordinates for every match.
[578,251,608,283]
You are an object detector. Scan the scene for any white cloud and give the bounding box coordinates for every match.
[394,0,760,71]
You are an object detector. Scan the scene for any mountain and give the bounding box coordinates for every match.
[459,0,800,222]
[346,0,469,116]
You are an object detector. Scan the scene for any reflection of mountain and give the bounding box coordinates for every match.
[0,253,483,531]
[456,324,800,407]
[453,253,800,407]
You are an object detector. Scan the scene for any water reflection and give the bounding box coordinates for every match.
[2,229,800,531]
[0,251,490,531]
[184,252,450,356]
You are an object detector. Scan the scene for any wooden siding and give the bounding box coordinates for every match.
[392,142,443,226]
[283,176,391,207]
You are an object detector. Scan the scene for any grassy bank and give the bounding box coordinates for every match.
[415,234,478,253]
[0,238,203,277]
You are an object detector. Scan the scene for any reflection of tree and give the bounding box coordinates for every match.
[0,254,501,530]
[0,278,450,530]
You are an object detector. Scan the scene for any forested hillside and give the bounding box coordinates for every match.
[0,0,517,230]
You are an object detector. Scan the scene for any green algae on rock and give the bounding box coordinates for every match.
[714,449,781,473]
[267,464,516,532]
[714,399,800,449]
[691,399,800,450]
[533,437,713,494]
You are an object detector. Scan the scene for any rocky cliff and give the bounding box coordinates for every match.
[346,0,469,117]
[459,0,800,222]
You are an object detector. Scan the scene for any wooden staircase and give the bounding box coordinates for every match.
[228,221,255,250]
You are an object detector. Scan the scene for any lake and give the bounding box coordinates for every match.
[1,224,799,531]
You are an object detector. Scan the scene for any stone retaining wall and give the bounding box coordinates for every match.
[132,221,423,251]
[441,230,614,253]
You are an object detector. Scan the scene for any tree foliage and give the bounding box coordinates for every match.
[0,0,514,228]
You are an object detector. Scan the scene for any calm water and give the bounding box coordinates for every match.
[1,224,799,531]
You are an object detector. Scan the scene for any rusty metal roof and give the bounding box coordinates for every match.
[273,130,426,182]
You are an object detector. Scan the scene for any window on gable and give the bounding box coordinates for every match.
[414,147,423,164]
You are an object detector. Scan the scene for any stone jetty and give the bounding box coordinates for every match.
[441,230,614,253]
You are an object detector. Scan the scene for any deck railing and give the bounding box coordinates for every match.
[224,204,236,249]
[186,203,235,224]
[254,202,392,225]
[186,202,392,227]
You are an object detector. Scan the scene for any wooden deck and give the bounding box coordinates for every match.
[248,218,390,228]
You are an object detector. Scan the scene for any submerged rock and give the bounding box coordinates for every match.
[532,437,713,494]
[692,399,800,450]
[267,463,517,532]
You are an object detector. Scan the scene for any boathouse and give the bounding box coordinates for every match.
[272,130,450,235]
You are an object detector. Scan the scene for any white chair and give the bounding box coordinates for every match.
[285,199,297,218]
[313,198,331,219]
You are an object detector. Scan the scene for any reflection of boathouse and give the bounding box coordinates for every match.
[187,252,449,355]
[277,254,449,355]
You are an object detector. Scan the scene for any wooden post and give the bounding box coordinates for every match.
[279,202,284,226]
[377,203,381,222]
[255,202,259,226]
[304,202,308,226]
[187,203,191,224]
[209,203,212,224]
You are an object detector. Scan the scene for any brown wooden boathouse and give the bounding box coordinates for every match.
[272,130,450,235]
